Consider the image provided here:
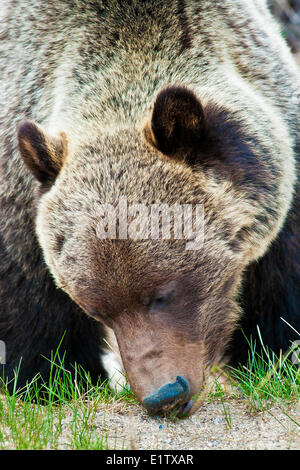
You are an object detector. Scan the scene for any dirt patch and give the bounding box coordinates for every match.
[68,399,300,450]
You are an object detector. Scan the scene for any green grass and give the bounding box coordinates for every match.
[228,339,300,416]
[0,351,135,450]
[0,332,299,449]
[206,329,300,427]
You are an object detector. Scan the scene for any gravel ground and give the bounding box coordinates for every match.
[59,399,300,450]
[0,394,299,450]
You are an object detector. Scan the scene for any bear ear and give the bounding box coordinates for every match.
[18,120,68,184]
[144,86,205,159]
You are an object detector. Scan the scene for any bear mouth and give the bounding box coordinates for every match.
[178,399,194,417]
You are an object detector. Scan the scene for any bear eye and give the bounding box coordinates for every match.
[143,279,177,310]
[149,290,175,310]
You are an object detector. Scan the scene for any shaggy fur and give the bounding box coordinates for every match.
[0,1,299,411]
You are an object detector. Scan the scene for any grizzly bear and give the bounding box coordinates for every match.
[0,0,299,415]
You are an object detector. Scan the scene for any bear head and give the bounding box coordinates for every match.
[18,86,294,415]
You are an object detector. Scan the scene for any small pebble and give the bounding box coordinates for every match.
[214,416,223,424]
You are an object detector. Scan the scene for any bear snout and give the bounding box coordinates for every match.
[142,375,190,415]
[112,313,206,416]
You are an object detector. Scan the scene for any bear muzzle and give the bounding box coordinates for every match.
[142,375,191,415]
[112,313,205,416]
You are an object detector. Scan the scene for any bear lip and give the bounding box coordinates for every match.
[178,399,194,417]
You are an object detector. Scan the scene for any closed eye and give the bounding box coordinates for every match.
[149,289,175,310]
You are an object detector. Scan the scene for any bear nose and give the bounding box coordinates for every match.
[142,376,190,415]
